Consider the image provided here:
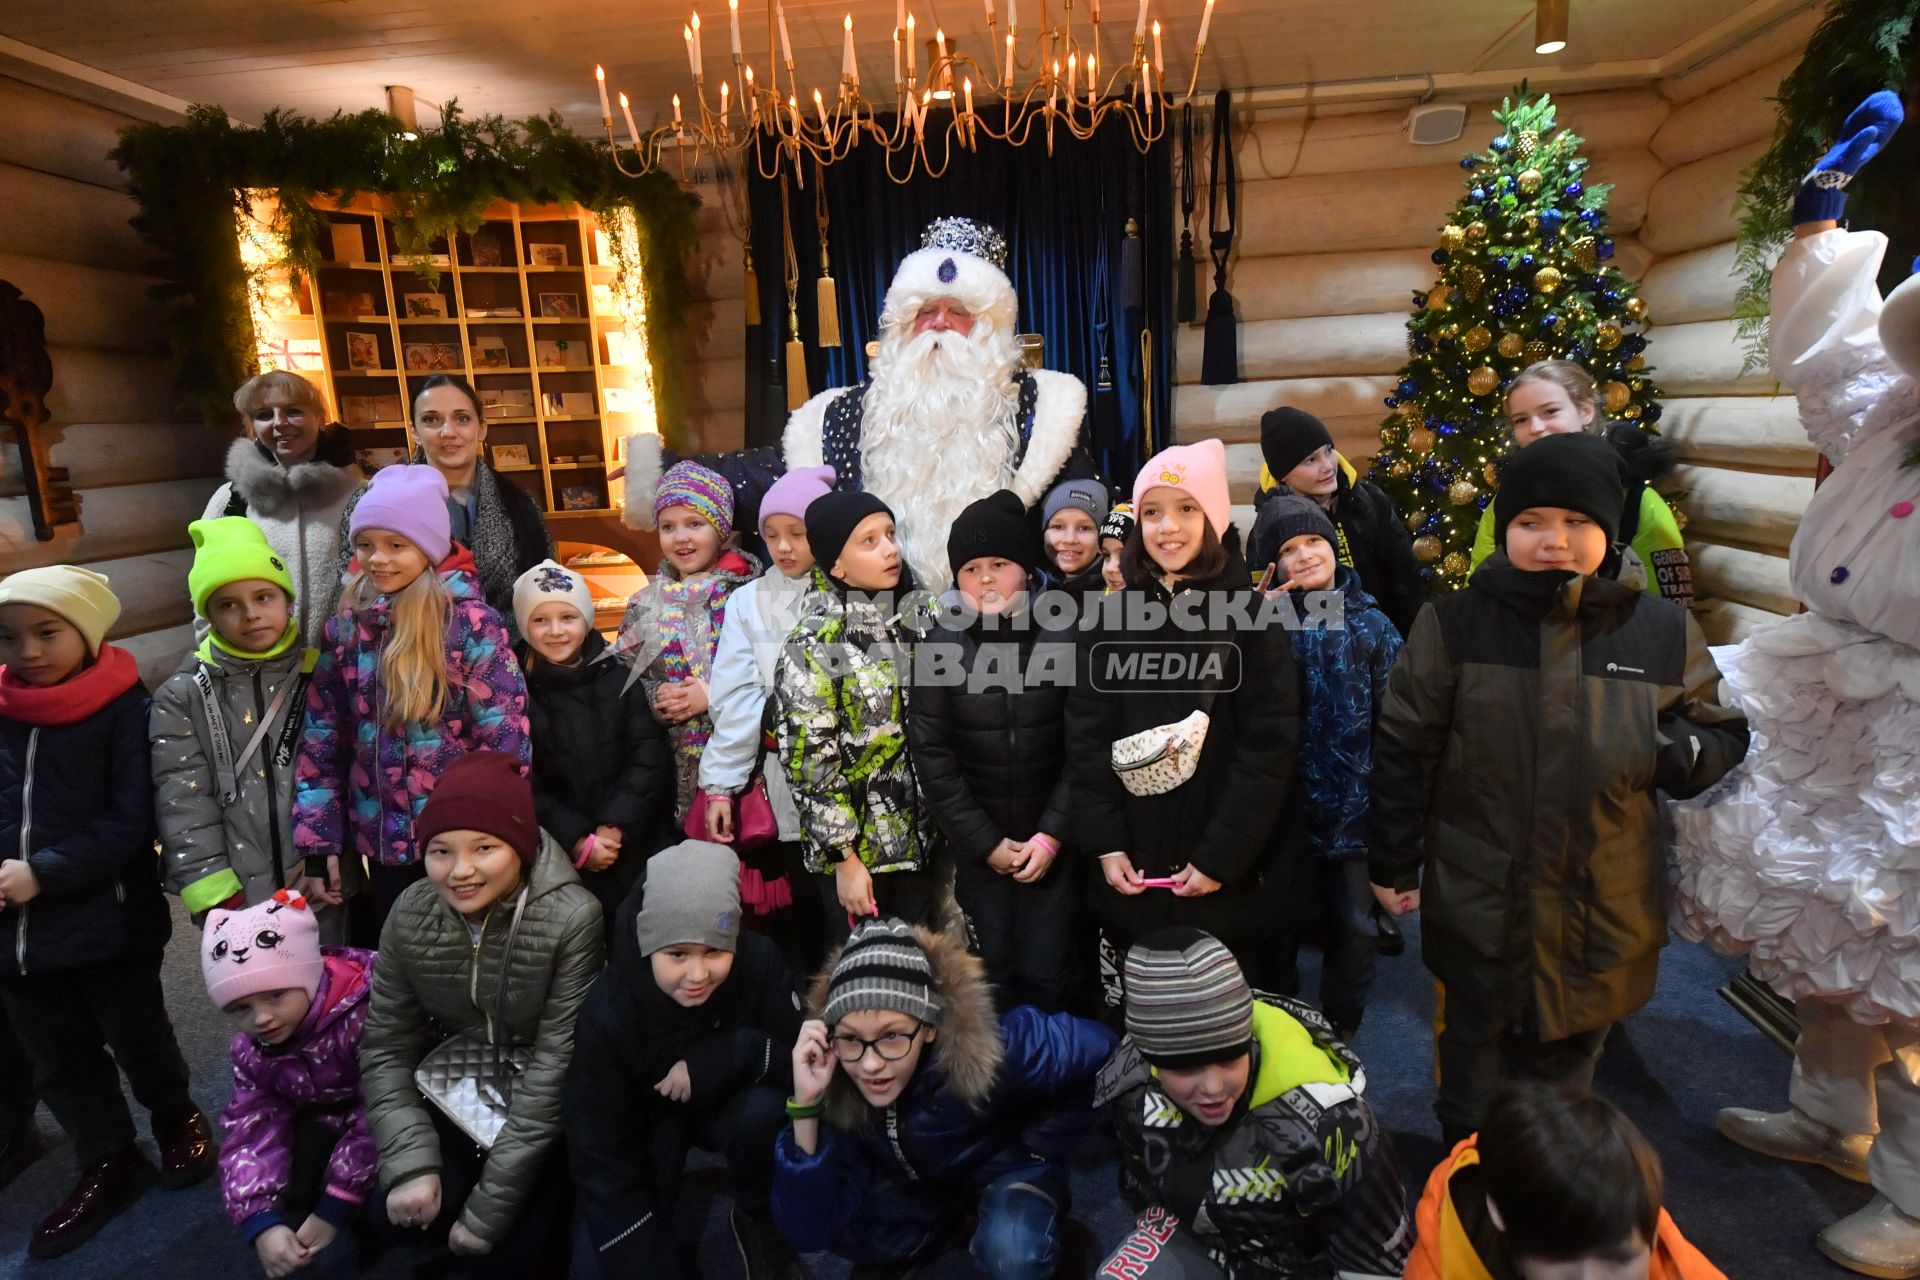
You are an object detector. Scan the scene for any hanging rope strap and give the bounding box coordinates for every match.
[814,176,841,348]
[1199,88,1239,386]
[780,168,810,410]
[1176,102,1198,324]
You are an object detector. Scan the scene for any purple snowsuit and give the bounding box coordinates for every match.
[292,547,531,868]
[219,947,379,1239]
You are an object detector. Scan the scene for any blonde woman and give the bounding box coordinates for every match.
[204,370,363,642]
[292,464,530,925]
[1468,360,1692,606]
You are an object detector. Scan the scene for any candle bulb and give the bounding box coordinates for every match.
[1135,0,1148,38]
[1196,0,1214,48]
[1050,59,1059,112]
[789,94,801,133]
[690,11,705,77]
[1005,32,1015,87]
[673,92,684,126]
[744,64,758,123]
[936,26,948,63]
[906,14,917,76]
[964,76,974,116]
[843,14,856,82]
[619,91,641,147]
[1087,51,1097,106]
[729,0,741,57]
[1067,51,1077,98]
[777,3,794,67]
[1152,18,1164,73]
[595,65,612,120]
[893,27,902,85]
[720,80,731,125]
[814,87,829,128]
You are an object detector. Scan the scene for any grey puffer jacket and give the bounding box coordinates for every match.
[202,435,363,645]
[150,640,363,916]
[358,832,603,1245]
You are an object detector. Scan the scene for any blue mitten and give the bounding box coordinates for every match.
[1794,90,1905,224]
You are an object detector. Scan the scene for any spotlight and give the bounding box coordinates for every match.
[1535,0,1568,54]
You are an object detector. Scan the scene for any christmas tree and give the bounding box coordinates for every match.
[1370,89,1663,590]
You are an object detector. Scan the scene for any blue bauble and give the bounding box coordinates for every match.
[1432,249,1450,265]
[1436,422,1458,437]
[1602,289,1621,306]
[1384,396,1400,408]
[1420,566,1437,582]
[1520,253,1536,269]
[1597,240,1616,261]
[1566,181,1584,198]
[1459,155,1478,170]
[1540,208,1566,232]
[1493,256,1510,272]
[1579,210,1600,228]
[1491,134,1510,152]
[1397,378,1418,397]
[1644,403,1663,424]
[1475,495,1492,511]
[1414,336,1434,353]
[1540,314,1561,330]
[1570,157,1588,173]
[1471,186,1487,202]
[1503,176,1517,192]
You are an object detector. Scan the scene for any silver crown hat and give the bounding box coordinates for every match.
[880,217,1018,335]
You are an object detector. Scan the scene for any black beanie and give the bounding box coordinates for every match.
[807,490,894,585]
[1261,493,1339,556]
[1259,407,1335,479]
[948,489,1041,576]
[1493,432,1627,546]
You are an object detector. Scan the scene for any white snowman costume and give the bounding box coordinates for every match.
[1669,226,1920,1273]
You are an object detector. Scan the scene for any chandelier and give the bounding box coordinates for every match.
[593,0,1217,184]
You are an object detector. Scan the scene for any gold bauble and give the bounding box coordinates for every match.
[1603,379,1632,414]
[1525,340,1552,363]
[1443,551,1471,578]
[1525,213,1540,232]
[1449,478,1479,506]
[1406,508,1430,534]
[1533,265,1563,295]
[1390,458,1414,478]
[1483,462,1501,487]
[1627,355,1646,371]
[1408,427,1436,454]
[1516,129,1540,161]
[1467,365,1501,396]
[1463,324,1492,354]
[1594,322,1623,352]
[1427,285,1452,312]
[1496,332,1525,359]
[1624,295,1648,321]
[1570,237,1598,273]
[1412,534,1441,563]
[1623,403,1643,420]
[1458,266,1486,301]
[1517,167,1544,195]
[1437,323,1460,340]
[1465,221,1488,244]
[1400,399,1424,422]
[1441,224,1466,252]
[1379,426,1398,448]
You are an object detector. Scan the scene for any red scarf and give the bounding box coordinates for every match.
[0,644,141,726]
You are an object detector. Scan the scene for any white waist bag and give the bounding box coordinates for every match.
[1111,709,1212,797]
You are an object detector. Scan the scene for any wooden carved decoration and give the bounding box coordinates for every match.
[0,281,75,540]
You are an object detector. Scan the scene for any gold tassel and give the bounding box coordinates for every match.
[786,333,809,410]
[743,246,762,328]
[816,274,842,349]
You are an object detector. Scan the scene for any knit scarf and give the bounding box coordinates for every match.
[0,644,141,726]
[643,549,760,818]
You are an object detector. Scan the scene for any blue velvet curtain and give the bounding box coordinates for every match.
[742,113,1174,490]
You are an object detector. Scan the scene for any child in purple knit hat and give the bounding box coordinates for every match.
[204,891,379,1277]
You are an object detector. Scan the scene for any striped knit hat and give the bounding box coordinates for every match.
[1124,928,1255,1069]
[653,460,735,537]
[823,917,942,1029]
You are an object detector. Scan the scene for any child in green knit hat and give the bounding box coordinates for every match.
[151,517,351,933]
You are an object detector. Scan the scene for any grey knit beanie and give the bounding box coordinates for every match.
[1041,478,1111,529]
[1262,493,1339,558]
[636,840,742,955]
[1124,928,1255,1069]
[822,917,942,1028]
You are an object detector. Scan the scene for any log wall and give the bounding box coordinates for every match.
[0,75,221,686]
[675,168,748,452]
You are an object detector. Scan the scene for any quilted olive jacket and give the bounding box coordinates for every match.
[358,832,603,1244]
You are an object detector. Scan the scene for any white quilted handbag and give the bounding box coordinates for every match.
[414,882,531,1150]
[1111,709,1212,797]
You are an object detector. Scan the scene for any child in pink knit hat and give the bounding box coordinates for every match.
[203,891,379,1277]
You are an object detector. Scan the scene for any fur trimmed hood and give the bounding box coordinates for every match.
[806,922,1004,1130]
[222,434,363,520]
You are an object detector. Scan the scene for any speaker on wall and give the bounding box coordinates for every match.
[1405,103,1467,146]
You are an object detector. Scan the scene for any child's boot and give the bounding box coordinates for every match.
[731,1205,805,1280]
[28,1144,158,1258]
[1718,1105,1872,1183]
[153,1106,217,1189]
[1818,1194,1920,1279]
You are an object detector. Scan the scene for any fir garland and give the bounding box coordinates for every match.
[110,103,699,446]
[1734,0,1918,368]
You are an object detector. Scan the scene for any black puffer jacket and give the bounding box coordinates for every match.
[0,659,169,977]
[524,629,672,913]
[1249,470,1426,638]
[1064,543,1300,951]
[566,889,801,1275]
[908,616,1075,865]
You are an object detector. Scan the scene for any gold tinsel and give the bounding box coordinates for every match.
[1603,379,1632,413]
[1517,167,1544,195]
[1467,365,1501,396]
[1525,340,1552,363]
[1595,322,1623,352]
[1443,551,1471,577]
[1449,478,1479,506]
[1406,508,1430,534]
[1570,237,1598,273]
[1408,427,1436,454]
[1412,534,1441,562]
[1458,266,1486,301]
[1463,325,1492,354]
[1465,221,1488,244]
[1496,332,1525,359]
[1391,458,1414,478]
[1533,265,1563,295]
[1625,296,1648,321]
[1516,129,1540,161]
[1441,224,1466,252]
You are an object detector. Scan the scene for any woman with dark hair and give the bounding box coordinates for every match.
[1406,1082,1726,1279]
[1065,439,1300,990]
[204,370,363,643]
[340,374,553,637]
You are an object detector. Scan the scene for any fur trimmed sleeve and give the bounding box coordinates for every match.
[1010,370,1089,508]
[781,387,843,471]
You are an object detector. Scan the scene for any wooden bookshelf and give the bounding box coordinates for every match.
[257,194,651,518]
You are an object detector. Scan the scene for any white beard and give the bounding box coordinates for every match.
[860,324,1024,590]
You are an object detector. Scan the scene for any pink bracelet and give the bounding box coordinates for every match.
[573,833,596,870]
[1027,833,1060,857]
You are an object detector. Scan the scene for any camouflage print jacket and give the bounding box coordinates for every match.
[773,571,936,876]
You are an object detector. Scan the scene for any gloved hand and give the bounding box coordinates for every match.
[1794,89,1904,224]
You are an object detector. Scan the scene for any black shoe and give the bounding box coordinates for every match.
[1372,906,1405,956]
[0,1120,45,1190]
[28,1145,158,1259]
[731,1205,805,1280]
[153,1107,217,1189]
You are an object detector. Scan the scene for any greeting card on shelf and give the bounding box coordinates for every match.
[561,484,604,511]
[535,339,584,368]
[373,394,404,422]
[472,337,511,369]
[467,305,523,318]
[560,391,596,416]
[402,293,450,319]
[403,342,461,372]
[473,231,507,267]
[263,337,324,372]
[356,446,408,471]
[329,223,367,263]
[492,443,533,468]
[345,331,381,369]
[323,290,378,317]
[529,244,570,268]
[539,293,581,319]
[342,396,377,425]
[482,387,534,413]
